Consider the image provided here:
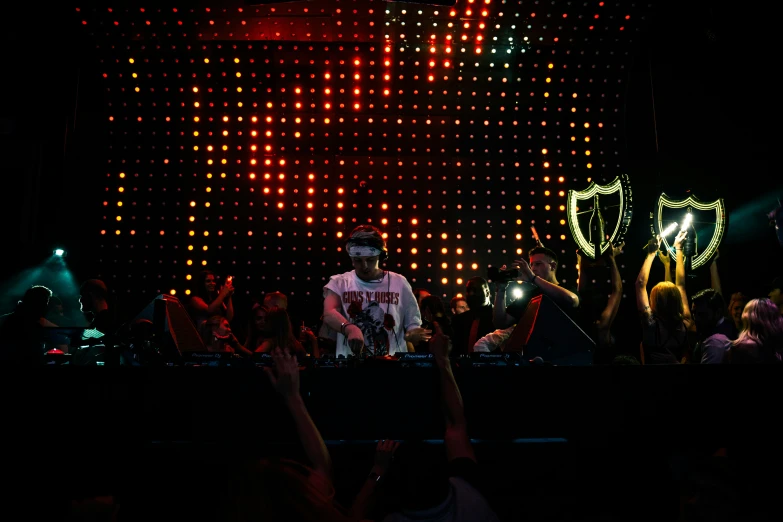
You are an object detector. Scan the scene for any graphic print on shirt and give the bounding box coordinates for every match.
[344,289,401,356]
[348,301,390,355]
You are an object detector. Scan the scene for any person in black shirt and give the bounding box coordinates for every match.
[451,277,494,354]
[0,285,54,364]
[576,243,624,363]
[494,246,580,329]
[79,279,114,335]
[416,295,454,353]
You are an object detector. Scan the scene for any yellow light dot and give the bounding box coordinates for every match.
[456,263,463,270]
[545,205,551,211]
[411,263,418,269]
[516,233,522,240]
[189,231,195,236]
[170,289,177,295]
[441,278,448,284]
[441,233,448,239]
[560,235,566,240]
[186,275,192,280]
[185,290,191,296]
[187,260,193,266]
[441,248,448,254]
[188,245,194,251]
[456,248,463,255]
[471,263,478,270]
[412,233,418,239]
[441,263,448,269]
[586,163,593,169]
[544,190,551,196]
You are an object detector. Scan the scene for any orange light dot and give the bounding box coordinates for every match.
[471,263,478,270]
[441,248,448,254]
[411,218,418,225]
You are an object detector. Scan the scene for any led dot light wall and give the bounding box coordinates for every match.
[74,0,649,300]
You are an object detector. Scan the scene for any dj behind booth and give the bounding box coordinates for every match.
[29,288,594,367]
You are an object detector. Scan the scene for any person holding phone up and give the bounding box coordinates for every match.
[187,270,235,329]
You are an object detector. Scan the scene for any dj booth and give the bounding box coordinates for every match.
[9,363,781,454]
[7,294,780,453]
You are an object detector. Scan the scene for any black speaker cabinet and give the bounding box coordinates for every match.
[505,295,594,365]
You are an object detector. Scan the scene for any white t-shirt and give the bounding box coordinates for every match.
[324,270,421,357]
[382,477,499,522]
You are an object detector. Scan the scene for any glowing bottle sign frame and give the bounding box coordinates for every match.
[656,193,726,269]
[567,174,633,260]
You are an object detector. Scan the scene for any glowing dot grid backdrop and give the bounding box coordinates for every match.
[73,0,649,315]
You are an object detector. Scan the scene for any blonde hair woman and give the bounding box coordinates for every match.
[636,231,695,364]
[729,298,783,363]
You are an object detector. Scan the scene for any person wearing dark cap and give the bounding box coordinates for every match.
[770,277,783,315]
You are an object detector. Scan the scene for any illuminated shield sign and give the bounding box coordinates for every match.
[567,174,633,260]
[656,194,726,269]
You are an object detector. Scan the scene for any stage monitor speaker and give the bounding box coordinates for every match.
[504,294,594,365]
[130,294,205,355]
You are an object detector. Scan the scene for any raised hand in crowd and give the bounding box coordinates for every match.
[265,348,333,481]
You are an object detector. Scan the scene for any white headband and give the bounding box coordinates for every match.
[348,245,382,257]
